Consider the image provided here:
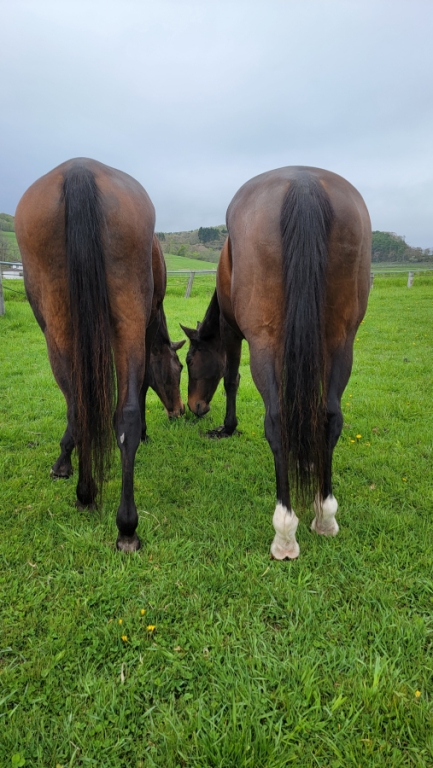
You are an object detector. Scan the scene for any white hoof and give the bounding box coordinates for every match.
[270,503,300,560]
[311,494,339,536]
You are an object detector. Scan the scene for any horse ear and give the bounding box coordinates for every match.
[180,324,198,341]
[171,340,186,351]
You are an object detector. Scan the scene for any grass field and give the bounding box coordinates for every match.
[164,254,216,271]
[1,274,432,767]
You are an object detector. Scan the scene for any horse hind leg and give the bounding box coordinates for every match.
[113,347,145,553]
[249,348,300,560]
[311,341,354,536]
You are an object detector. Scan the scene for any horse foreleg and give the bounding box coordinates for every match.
[138,380,150,443]
[51,420,75,479]
[311,341,353,536]
[46,342,77,482]
[250,349,300,560]
[207,323,242,438]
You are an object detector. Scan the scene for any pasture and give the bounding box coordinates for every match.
[0,274,432,767]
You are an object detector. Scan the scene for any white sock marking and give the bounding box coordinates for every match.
[311,494,339,536]
[270,503,300,560]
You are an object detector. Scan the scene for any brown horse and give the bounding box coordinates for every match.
[182,166,371,559]
[15,158,184,552]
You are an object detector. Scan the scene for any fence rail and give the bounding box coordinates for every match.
[1,261,433,316]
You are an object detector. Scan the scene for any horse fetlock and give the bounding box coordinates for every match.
[270,504,300,560]
[311,494,339,536]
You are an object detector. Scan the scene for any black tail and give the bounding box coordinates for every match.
[63,166,115,503]
[280,172,334,500]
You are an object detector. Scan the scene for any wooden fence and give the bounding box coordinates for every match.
[1,261,433,316]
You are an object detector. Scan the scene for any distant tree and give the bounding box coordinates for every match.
[198,227,220,244]
[177,244,188,257]
[0,213,15,232]
[371,231,433,263]
[155,232,165,241]
[0,231,10,259]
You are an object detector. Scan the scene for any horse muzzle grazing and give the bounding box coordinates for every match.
[166,400,186,419]
[187,396,210,417]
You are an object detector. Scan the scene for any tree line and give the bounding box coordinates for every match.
[371,231,433,263]
[1,213,432,264]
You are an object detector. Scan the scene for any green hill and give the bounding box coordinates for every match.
[2,212,431,265]
[372,231,432,263]
[0,213,15,232]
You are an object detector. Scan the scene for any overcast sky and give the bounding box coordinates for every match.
[2,0,433,247]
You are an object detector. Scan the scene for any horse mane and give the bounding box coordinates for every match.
[198,289,221,341]
[151,305,170,351]
[63,165,115,502]
[280,172,334,499]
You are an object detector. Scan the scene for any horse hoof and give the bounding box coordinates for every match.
[50,465,73,479]
[270,539,300,560]
[116,533,141,552]
[206,426,240,439]
[311,517,339,536]
[75,499,97,511]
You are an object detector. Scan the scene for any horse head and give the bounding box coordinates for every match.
[149,338,185,418]
[180,323,226,417]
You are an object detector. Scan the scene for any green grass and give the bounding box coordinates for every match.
[371,262,433,273]
[164,253,217,271]
[1,275,432,767]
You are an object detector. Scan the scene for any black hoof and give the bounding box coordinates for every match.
[75,499,97,511]
[206,426,240,439]
[51,464,73,479]
[116,533,141,553]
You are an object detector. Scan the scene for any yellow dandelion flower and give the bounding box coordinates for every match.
[350,439,355,443]
[356,434,362,439]
[402,477,407,482]
[140,609,146,616]
[121,634,128,642]
[415,690,421,698]
[147,625,156,632]
[118,619,123,625]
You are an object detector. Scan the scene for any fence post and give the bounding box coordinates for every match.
[0,263,5,316]
[407,271,414,288]
[185,271,195,298]
[370,272,374,289]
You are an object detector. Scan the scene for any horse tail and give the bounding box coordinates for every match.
[63,165,115,503]
[280,172,334,500]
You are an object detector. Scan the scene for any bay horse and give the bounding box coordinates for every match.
[15,158,184,552]
[181,166,371,559]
